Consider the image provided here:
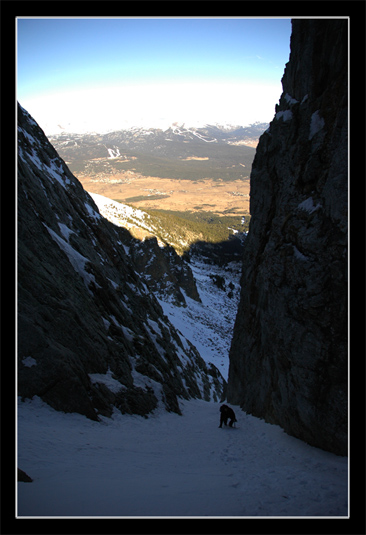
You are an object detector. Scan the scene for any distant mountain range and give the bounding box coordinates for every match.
[49,123,266,184]
[50,122,268,149]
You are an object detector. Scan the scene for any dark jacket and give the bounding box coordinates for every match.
[219,404,236,427]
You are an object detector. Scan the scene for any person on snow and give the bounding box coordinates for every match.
[219,404,237,428]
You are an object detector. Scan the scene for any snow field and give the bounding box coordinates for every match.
[17,396,348,517]
[159,255,242,380]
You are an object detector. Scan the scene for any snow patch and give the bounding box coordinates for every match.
[58,223,74,242]
[89,192,150,232]
[147,318,163,338]
[101,317,111,330]
[158,256,242,379]
[298,197,321,214]
[284,93,299,105]
[84,201,101,221]
[275,110,293,122]
[21,356,37,368]
[18,126,36,146]
[130,358,164,394]
[121,325,135,342]
[18,127,71,190]
[309,110,325,140]
[89,368,123,394]
[107,278,119,290]
[293,245,309,261]
[44,224,97,291]
[107,147,121,159]
[47,160,71,189]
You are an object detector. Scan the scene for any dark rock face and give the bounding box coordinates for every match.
[227,20,348,455]
[18,468,33,483]
[189,236,244,267]
[130,236,201,306]
[17,103,225,420]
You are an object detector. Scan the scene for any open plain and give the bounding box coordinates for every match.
[50,123,264,216]
[77,172,250,216]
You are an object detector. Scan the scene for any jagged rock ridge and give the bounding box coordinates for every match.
[227,19,348,455]
[17,103,225,421]
[86,193,202,306]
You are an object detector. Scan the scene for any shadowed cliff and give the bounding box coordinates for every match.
[17,103,225,421]
[227,19,348,455]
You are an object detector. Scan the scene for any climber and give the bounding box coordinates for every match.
[219,404,237,428]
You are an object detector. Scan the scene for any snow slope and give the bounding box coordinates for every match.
[17,193,348,518]
[89,192,153,234]
[158,255,242,380]
[89,192,242,379]
[17,396,348,517]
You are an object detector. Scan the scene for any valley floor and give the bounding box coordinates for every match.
[79,174,250,216]
[17,396,348,518]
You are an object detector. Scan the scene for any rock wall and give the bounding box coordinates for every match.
[227,19,348,455]
[130,236,201,305]
[17,103,225,420]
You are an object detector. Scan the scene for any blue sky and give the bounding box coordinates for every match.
[17,17,292,132]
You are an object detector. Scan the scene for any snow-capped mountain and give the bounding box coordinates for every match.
[36,105,268,138]
[50,121,268,150]
[48,123,262,190]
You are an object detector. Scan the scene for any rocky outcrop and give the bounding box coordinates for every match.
[18,468,33,483]
[17,103,225,421]
[130,236,201,306]
[227,20,348,455]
